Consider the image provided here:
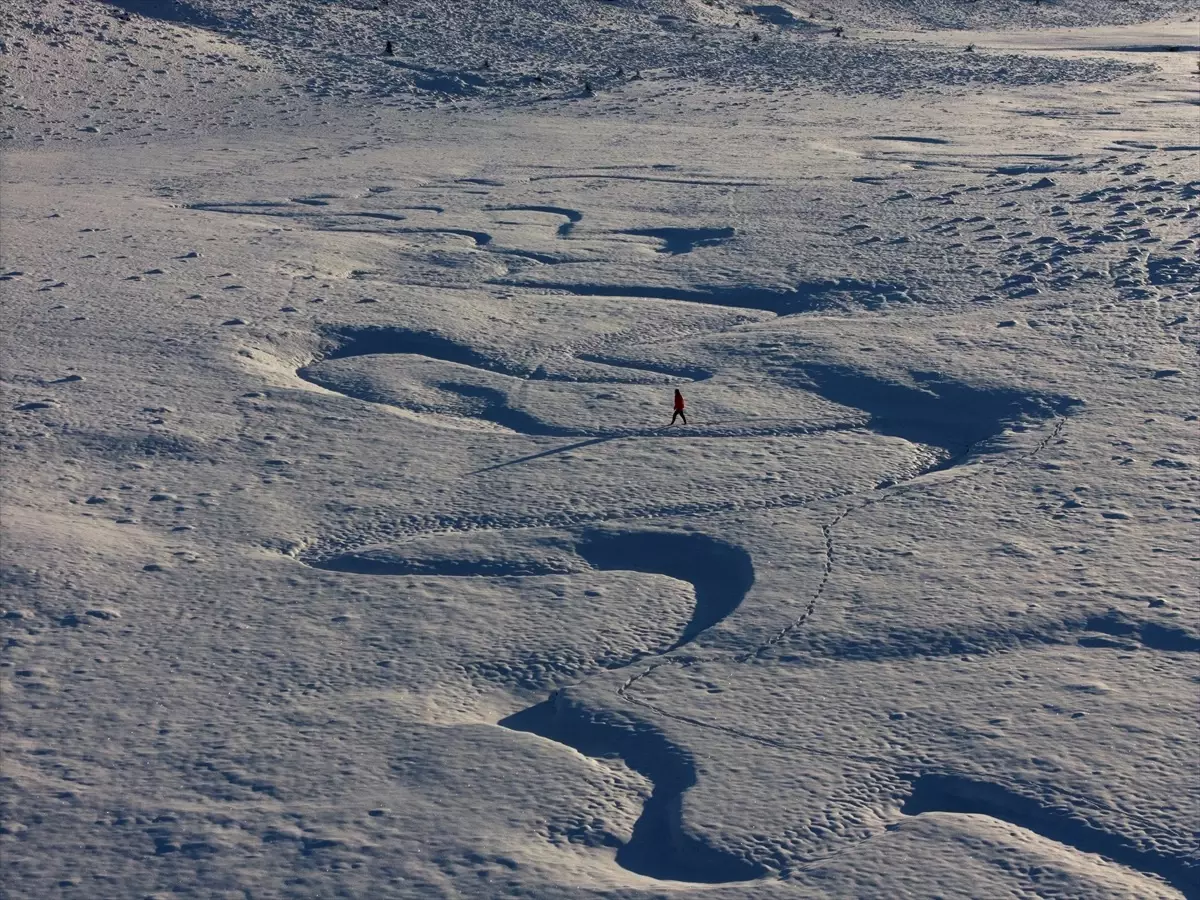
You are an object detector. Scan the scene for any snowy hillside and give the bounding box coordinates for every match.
[2,0,1198,898]
[3,0,1192,133]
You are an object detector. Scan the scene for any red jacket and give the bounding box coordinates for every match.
[673,391,685,411]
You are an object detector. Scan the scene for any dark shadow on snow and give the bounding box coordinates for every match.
[494,278,911,315]
[871,135,951,145]
[469,437,614,474]
[501,695,766,883]
[436,382,560,434]
[621,227,736,255]
[774,609,1200,664]
[488,205,583,237]
[744,4,804,26]
[575,530,754,651]
[1082,609,1200,653]
[101,0,224,28]
[784,364,1080,452]
[309,325,518,373]
[903,774,1198,899]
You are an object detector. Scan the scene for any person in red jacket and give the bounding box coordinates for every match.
[670,389,687,425]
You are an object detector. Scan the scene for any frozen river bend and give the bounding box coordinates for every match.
[2,1,1198,897]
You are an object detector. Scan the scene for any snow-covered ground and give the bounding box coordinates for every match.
[2,1,1198,897]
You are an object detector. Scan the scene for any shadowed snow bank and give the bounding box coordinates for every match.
[501,694,767,883]
[310,529,754,653]
[783,364,1081,452]
[902,774,1199,898]
[576,530,754,651]
[494,278,914,315]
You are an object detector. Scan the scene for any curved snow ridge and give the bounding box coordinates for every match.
[309,529,754,657]
[185,201,413,227]
[304,324,714,388]
[494,277,915,315]
[485,204,583,238]
[185,200,498,250]
[770,361,1083,454]
[902,774,1199,899]
[311,325,529,375]
[615,413,1074,733]
[572,353,715,383]
[527,173,764,187]
[619,226,737,255]
[305,362,867,438]
[300,528,580,579]
[500,692,769,884]
[298,326,872,436]
[297,484,863,565]
[476,529,785,885]
[306,528,756,714]
[331,226,492,248]
[576,530,754,652]
[310,550,571,579]
[300,326,1081,454]
[771,607,1200,664]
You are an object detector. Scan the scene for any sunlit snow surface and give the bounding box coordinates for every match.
[2,1,1198,897]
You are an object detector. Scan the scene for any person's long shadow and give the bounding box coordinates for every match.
[468,437,614,475]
